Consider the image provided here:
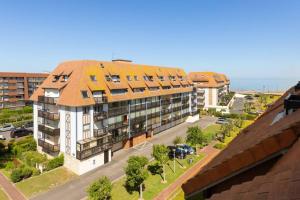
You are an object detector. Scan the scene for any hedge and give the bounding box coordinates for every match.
[45,154,64,171]
[10,166,34,183]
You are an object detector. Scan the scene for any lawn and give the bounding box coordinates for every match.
[202,124,221,136]
[111,153,205,200]
[16,167,77,198]
[0,187,9,200]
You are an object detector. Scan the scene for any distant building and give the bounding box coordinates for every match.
[182,82,300,199]
[30,60,198,174]
[0,72,48,109]
[188,72,230,111]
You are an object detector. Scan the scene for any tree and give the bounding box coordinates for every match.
[87,176,112,200]
[234,117,244,128]
[258,94,267,108]
[186,126,204,147]
[152,145,169,183]
[173,136,183,146]
[125,156,149,200]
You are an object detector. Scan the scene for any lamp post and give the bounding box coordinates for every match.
[173,148,176,173]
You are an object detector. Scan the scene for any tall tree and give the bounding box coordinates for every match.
[152,144,170,183]
[87,176,112,200]
[125,156,149,200]
[186,126,204,147]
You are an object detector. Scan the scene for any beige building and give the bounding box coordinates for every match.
[188,72,230,111]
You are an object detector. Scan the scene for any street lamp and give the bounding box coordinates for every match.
[173,148,176,173]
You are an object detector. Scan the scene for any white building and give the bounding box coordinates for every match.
[188,72,230,112]
[31,60,198,175]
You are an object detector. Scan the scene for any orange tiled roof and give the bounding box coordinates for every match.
[182,86,300,197]
[188,72,230,88]
[30,60,193,106]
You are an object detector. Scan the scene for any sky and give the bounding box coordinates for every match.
[0,0,300,79]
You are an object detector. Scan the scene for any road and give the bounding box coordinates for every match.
[32,116,217,200]
[230,97,245,114]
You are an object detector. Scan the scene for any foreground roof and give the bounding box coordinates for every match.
[182,84,300,198]
[31,60,193,106]
[188,72,230,88]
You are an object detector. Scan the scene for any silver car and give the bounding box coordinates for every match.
[0,124,14,132]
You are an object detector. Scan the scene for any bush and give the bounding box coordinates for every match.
[45,154,64,171]
[5,161,15,171]
[32,168,41,176]
[21,151,47,167]
[147,162,163,175]
[11,168,23,183]
[214,143,226,149]
[10,166,33,183]
[87,176,112,200]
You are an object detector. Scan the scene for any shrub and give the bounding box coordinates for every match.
[21,166,33,179]
[21,151,47,167]
[87,176,112,200]
[5,161,15,171]
[45,154,64,171]
[214,143,226,149]
[173,136,184,146]
[32,168,41,176]
[147,162,163,175]
[11,168,23,183]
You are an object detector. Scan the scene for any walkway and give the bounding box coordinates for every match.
[0,172,26,200]
[154,144,220,200]
[32,116,217,200]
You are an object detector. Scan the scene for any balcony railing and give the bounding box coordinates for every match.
[94,111,107,121]
[108,121,128,130]
[38,124,60,136]
[38,96,58,105]
[147,101,160,109]
[108,106,128,117]
[76,135,112,160]
[130,116,146,123]
[38,110,60,121]
[38,139,60,153]
[94,96,108,104]
[93,128,108,138]
[130,104,146,112]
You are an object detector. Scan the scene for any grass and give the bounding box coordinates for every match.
[111,153,205,200]
[16,167,77,198]
[214,120,253,149]
[0,187,9,200]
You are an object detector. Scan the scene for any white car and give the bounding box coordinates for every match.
[0,124,14,132]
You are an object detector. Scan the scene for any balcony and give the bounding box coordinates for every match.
[38,139,60,153]
[76,134,112,160]
[93,128,108,137]
[38,110,60,121]
[147,111,160,119]
[130,104,146,112]
[108,121,128,130]
[147,101,160,109]
[38,96,58,105]
[94,96,108,104]
[38,124,60,136]
[94,111,107,121]
[130,116,146,123]
[108,106,128,117]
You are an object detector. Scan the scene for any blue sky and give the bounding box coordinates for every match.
[0,0,300,78]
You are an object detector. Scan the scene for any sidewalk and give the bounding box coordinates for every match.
[154,144,220,200]
[0,172,26,200]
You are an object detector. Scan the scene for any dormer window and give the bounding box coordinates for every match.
[111,75,120,82]
[81,90,89,98]
[127,75,132,81]
[144,75,153,81]
[90,75,96,82]
[158,76,164,81]
[178,76,183,81]
[63,75,69,82]
[105,75,111,81]
[53,75,60,82]
[134,76,138,81]
[169,76,176,81]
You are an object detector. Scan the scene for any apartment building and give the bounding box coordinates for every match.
[188,72,230,110]
[30,60,198,174]
[0,72,48,109]
[183,82,300,199]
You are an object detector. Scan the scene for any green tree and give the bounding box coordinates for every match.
[234,117,244,128]
[173,136,183,146]
[152,144,170,183]
[186,126,204,147]
[125,156,149,200]
[87,176,112,200]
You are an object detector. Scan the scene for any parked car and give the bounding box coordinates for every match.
[0,135,6,140]
[0,124,14,132]
[216,118,229,124]
[168,146,187,159]
[10,128,32,138]
[176,144,195,155]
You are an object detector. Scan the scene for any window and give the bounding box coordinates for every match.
[81,91,89,98]
[158,76,164,81]
[83,106,90,114]
[144,75,153,81]
[126,75,131,81]
[53,75,60,82]
[90,75,96,81]
[111,75,120,82]
[134,76,138,81]
[105,75,111,81]
[62,75,69,82]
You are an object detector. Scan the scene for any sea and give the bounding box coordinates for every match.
[230,78,299,93]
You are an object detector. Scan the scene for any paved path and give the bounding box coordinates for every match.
[32,116,217,200]
[154,144,220,200]
[0,172,26,200]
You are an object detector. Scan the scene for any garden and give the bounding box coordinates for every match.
[0,106,33,127]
